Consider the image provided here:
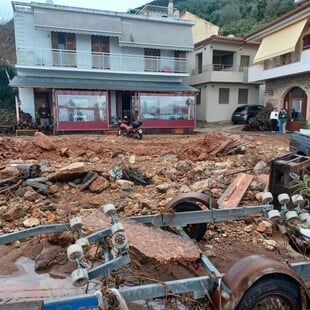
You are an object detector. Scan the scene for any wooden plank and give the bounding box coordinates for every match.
[217,173,254,209]
[82,209,201,263]
[209,140,232,156]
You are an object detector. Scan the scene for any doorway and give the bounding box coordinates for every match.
[34,91,52,125]
[121,92,133,120]
[284,87,307,130]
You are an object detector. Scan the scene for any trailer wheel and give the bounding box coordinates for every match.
[236,275,303,310]
[173,202,207,241]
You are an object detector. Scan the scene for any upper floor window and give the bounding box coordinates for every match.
[91,36,110,69]
[144,49,160,72]
[196,53,202,74]
[51,32,76,67]
[219,88,229,104]
[303,34,310,50]
[174,51,186,73]
[238,88,248,104]
[213,50,234,71]
[240,55,250,71]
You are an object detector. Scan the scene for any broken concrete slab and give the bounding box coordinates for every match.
[82,209,201,263]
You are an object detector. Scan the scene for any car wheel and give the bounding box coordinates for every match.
[236,275,304,310]
[173,202,207,241]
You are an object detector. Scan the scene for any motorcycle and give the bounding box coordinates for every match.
[118,119,143,139]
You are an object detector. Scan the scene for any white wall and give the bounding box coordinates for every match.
[204,83,260,122]
[19,88,35,121]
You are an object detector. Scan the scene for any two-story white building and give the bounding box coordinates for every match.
[10,1,197,132]
[185,35,261,123]
[245,0,310,131]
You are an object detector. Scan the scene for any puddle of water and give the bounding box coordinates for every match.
[0,257,98,303]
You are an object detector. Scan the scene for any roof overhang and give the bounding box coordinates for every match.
[253,18,307,63]
[10,76,198,92]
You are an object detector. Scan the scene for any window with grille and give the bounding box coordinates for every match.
[219,88,229,104]
[238,88,248,104]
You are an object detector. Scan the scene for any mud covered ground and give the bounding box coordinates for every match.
[0,126,305,308]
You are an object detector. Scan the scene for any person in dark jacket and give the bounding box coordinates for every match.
[279,108,289,134]
[38,103,51,132]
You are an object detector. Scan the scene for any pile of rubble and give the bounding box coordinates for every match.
[0,130,301,280]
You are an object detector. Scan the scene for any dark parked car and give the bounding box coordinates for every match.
[231,104,264,124]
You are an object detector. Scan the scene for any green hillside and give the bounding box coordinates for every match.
[143,0,295,36]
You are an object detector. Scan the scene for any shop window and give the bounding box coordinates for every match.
[238,88,248,104]
[140,94,195,120]
[219,88,229,104]
[56,91,107,122]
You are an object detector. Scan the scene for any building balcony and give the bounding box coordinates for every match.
[188,64,248,85]
[248,49,310,83]
[16,47,189,76]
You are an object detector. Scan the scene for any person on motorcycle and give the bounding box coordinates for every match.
[122,115,130,125]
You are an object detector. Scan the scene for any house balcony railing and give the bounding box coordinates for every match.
[16,47,189,75]
[189,64,248,84]
[248,49,310,83]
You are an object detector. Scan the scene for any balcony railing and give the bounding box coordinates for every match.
[192,64,246,75]
[16,47,189,74]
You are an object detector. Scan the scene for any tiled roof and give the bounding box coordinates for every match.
[194,35,259,48]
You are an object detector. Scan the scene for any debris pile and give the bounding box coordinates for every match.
[0,130,297,300]
[178,132,253,161]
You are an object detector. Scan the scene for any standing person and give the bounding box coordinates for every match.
[279,108,289,134]
[270,108,279,133]
[38,103,51,132]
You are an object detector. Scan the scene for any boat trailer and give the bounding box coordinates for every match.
[0,192,310,309]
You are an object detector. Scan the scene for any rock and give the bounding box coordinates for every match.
[89,176,109,193]
[116,179,134,187]
[48,162,89,182]
[191,180,210,192]
[129,154,136,164]
[156,183,175,193]
[244,224,254,233]
[262,239,277,251]
[23,190,43,202]
[33,132,57,151]
[256,220,273,234]
[35,244,64,271]
[60,148,72,157]
[48,184,60,194]
[0,166,20,179]
[23,217,40,227]
[0,205,8,215]
[2,205,25,222]
[253,160,267,173]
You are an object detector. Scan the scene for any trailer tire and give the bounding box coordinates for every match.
[236,275,303,310]
[173,202,207,241]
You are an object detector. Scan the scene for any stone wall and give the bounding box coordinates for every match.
[264,73,310,120]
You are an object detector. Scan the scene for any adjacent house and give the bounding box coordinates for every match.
[10,1,197,132]
[245,0,310,130]
[185,35,261,123]
[179,10,219,45]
